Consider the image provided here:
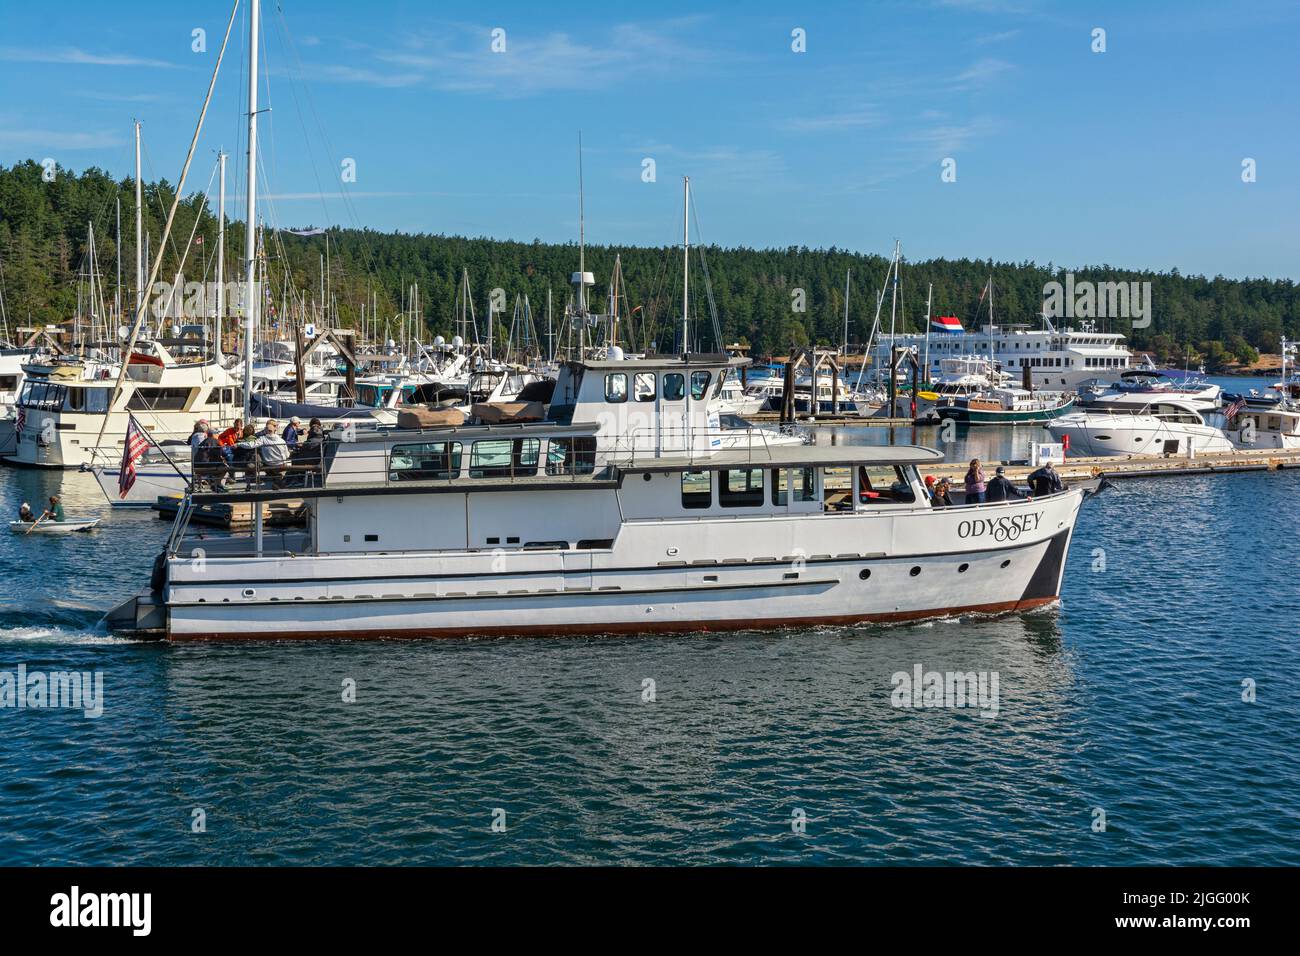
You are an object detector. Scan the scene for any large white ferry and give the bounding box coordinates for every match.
[869,321,1134,391]
[107,350,1093,641]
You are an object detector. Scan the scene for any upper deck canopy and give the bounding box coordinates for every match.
[610,443,944,473]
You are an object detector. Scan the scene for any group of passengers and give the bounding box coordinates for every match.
[924,458,1064,508]
[190,416,327,491]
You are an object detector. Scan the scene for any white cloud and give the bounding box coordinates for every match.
[311,17,726,97]
[0,128,125,150]
[785,107,884,133]
[0,46,176,68]
[953,57,1014,88]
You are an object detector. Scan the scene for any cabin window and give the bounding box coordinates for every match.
[690,370,711,400]
[681,470,711,509]
[858,465,916,504]
[126,387,191,411]
[389,441,462,481]
[719,468,764,507]
[604,373,628,403]
[633,372,656,402]
[82,384,110,412]
[771,467,817,505]
[470,438,540,478]
[18,382,66,410]
[663,373,686,401]
[546,437,597,476]
[712,367,729,399]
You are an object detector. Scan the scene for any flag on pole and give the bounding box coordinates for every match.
[1223,398,1247,421]
[930,315,963,333]
[14,407,25,437]
[119,415,150,499]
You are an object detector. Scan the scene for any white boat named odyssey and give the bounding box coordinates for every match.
[107,350,1095,641]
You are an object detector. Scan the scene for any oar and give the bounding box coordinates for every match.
[24,512,48,536]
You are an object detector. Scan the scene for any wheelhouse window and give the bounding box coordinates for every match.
[690,370,711,400]
[663,373,685,401]
[605,373,628,403]
[126,387,191,411]
[719,468,764,507]
[712,367,729,399]
[772,467,817,506]
[470,438,540,478]
[857,465,917,503]
[389,441,462,481]
[546,436,597,475]
[681,470,711,509]
[633,372,656,402]
[18,382,67,410]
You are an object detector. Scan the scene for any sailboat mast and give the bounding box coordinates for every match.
[134,121,143,323]
[842,268,851,353]
[115,196,121,322]
[241,0,261,419]
[215,151,226,363]
[682,176,690,355]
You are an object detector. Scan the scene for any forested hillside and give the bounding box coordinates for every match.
[2,161,1296,370]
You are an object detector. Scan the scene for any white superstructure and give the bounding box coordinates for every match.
[871,322,1134,391]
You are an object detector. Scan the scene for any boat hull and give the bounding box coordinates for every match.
[938,399,1074,425]
[123,491,1084,641]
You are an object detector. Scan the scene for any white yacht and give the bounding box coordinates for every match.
[106,350,1094,641]
[1048,399,1238,457]
[715,375,766,416]
[6,342,240,468]
[1078,368,1222,413]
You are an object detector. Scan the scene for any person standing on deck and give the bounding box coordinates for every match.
[964,458,987,504]
[1027,461,1064,497]
[985,466,1026,502]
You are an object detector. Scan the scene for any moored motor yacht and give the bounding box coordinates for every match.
[1047,398,1243,457]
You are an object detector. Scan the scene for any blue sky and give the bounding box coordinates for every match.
[1,0,1297,279]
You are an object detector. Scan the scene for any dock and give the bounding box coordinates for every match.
[918,448,1300,485]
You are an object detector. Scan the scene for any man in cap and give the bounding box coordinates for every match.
[985,465,1027,503]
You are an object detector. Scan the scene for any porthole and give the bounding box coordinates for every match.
[1000,559,1011,569]
[909,566,921,577]
[858,568,871,580]
[958,563,969,573]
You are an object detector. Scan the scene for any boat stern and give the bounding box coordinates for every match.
[104,591,167,640]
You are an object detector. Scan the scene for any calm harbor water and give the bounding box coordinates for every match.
[1,398,1297,865]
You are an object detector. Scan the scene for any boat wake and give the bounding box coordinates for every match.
[0,607,144,646]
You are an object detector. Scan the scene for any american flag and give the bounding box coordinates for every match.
[14,407,24,437]
[119,415,151,498]
[1224,398,1247,421]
